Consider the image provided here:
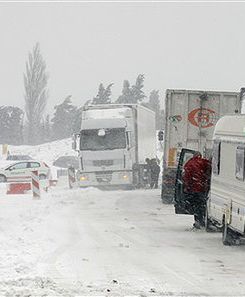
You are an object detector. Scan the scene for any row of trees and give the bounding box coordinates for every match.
[0,96,82,145]
[0,106,24,145]
[0,43,164,146]
[91,75,163,130]
[92,75,145,105]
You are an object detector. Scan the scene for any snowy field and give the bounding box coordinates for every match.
[5,138,76,166]
[0,184,245,296]
[1,135,163,168]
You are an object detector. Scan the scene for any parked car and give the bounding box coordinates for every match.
[53,156,79,169]
[0,161,50,183]
[6,154,33,161]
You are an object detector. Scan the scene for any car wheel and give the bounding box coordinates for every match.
[0,174,6,183]
[39,174,47,180]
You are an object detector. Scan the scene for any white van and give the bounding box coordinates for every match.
[205,114,245,245]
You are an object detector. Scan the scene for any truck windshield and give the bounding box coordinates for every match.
[80,128,126,151]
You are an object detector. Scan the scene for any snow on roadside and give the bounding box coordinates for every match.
[0,186,102,296]
[1,186,245,296]
[7,138,76,166]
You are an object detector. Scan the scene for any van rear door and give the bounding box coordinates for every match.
[174,148,198,214]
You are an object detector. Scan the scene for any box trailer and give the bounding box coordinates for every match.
[161,89,241,202]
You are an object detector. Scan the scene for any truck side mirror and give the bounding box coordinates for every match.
[72,134,80,151]
[126,131,131,150]
[158,130,164,141]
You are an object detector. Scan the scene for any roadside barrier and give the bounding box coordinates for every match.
[31,170,40,199]
[6,171,52,196]
[7,181,31,195]
[6,175,32,194]
[68,166,76,189]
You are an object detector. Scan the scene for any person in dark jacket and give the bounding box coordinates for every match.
[182,152,212,228]
[150,158,160,189]
[143,158,151,187]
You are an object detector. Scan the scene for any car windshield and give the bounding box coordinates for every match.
[80,128,126,151]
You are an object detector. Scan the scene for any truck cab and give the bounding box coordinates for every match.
[73,104,156,188]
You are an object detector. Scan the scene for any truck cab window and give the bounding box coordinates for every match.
[212,141,221,175]
[80,128,126,151]
[235,146,245,181]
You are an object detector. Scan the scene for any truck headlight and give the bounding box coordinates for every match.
[122,174,128,180]
[80,175,89,181]
[120,172,129,180]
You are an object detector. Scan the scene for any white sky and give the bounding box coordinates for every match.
[0,2,245,114]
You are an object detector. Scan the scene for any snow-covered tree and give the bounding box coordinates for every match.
[51,96,81,140]
[117,80,132,103]
[145,90,163,130]
[0,106,24,145]
[40,115,51,142]
[24,42,49,144]
[92,83,113,104]
[149,90,161,129]
[148,90,160,110]
[116,74,145,104]
[131,74,146,103]
[72,107,82,134]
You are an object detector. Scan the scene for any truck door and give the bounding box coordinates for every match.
[174,148,198,214]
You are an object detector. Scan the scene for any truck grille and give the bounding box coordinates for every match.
[95,171,113,183]
[93,160,114,167]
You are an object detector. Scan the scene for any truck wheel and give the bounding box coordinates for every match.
[205,206,214,232]
[222,219,234,246]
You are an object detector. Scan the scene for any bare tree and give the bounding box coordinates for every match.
[24,42,48,144]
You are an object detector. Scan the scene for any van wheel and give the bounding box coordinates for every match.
[205,206,214,232]
[0,174,6,183]
[222,219,234,246]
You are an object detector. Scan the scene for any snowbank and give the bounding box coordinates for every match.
[5,138,76,166]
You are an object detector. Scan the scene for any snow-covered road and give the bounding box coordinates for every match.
[0,186,245,296]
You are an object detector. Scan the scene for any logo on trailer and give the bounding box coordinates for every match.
[169,115,182,123]
[188,108,217,128]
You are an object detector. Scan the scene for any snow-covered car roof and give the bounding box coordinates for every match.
[1,160,47,170]
[6,154,33,161]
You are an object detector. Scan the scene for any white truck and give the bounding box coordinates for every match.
[73,104,156,189]
[161,89,241,203]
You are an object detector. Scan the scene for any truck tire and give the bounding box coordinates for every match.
[205,206,214,232]
[222,218,234,246]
